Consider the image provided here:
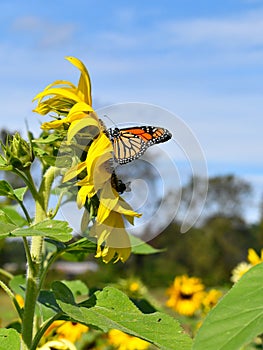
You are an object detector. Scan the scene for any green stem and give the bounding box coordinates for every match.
[23,237,33,272]
[0,279,15,300]
[49,190,65,219]
[19,200,32,223]
[13,168,40,203]
[0,267,13,280]
[31,313,63,350]
[38,249,64,293]
[21,166,58,350]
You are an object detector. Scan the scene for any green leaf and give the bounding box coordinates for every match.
[0,328,20,350]
[33,133,62,144]
[0,219,72,242]
[130,235,165,255]
[13,187,28,201]
[62,237,97,261]
[1,207,28,227]
[53,282,192,350]
[9,275,26,297]
[0,181,27,202]
[0,180,14,197]
[60,280,89,299]
[0,154,12,171]
[193,262,263,350]
[0,210,18,235]
[38,290,61,321]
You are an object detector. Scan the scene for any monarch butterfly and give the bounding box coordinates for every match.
[107,126,172,164]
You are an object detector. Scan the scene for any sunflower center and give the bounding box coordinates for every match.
[179,292,193,300]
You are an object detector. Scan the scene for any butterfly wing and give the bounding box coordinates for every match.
[108,126,172,164]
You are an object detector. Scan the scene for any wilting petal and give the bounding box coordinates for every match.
[91,211,131,263]
[98,182,141,224]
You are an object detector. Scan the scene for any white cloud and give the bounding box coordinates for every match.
[11,15,76,49]
[161,8,263,49]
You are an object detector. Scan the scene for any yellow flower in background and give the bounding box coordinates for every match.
[15,294,24,308]
[130,282,140,293]
[247,248,263,265]
[166,275,205,316]
[108,329,149,350]
[113,277,148,298]
[230,262,252,283]
[44,321,88,344]
[33,56,93,120]
[202,289,222,313]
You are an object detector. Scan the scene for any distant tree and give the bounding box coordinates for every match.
[175,174,252,225]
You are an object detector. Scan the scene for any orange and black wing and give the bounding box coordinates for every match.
[108,126,172,164]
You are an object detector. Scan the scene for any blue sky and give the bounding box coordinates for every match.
[1,0,263,221]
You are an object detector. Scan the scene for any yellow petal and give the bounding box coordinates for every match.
[91,212,131,263]
[63,161,86,182]
[77,184,96,208]
[247,248,260,265]
[67,115,99,143]
[40,79,76,92]
[34,87,82,104]
[41,119,66,130]
[67,102,94,120]
[97,182,140,224]
[65,57,92,106]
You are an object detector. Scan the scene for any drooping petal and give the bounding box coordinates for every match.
[65,56,92,106]
[91,211,131,263]
[33,87,83,105]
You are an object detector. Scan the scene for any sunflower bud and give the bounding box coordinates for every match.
[5,132,34,170]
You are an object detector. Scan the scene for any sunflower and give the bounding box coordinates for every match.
[230,262,252,283]
[34,57,141,263]
[44,321,88,344]
[247,248,263,265]
[201,289,222,313]
[166,275,205,316]
[107,329,149,350]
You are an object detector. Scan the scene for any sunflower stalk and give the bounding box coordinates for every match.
[21,166,58,350]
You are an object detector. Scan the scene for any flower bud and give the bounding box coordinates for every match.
[5,132,34,170]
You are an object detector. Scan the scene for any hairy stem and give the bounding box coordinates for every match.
[21,167,58,349]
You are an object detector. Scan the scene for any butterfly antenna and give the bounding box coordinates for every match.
[103,114,118,128]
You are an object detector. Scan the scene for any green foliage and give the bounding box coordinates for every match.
[0,328,20,350]
[193,262,263,350]
[0,217,72,242]
[0,180,27,202]
[130,234,165,255]
[130,216,259,287]
[52,281,192,350]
